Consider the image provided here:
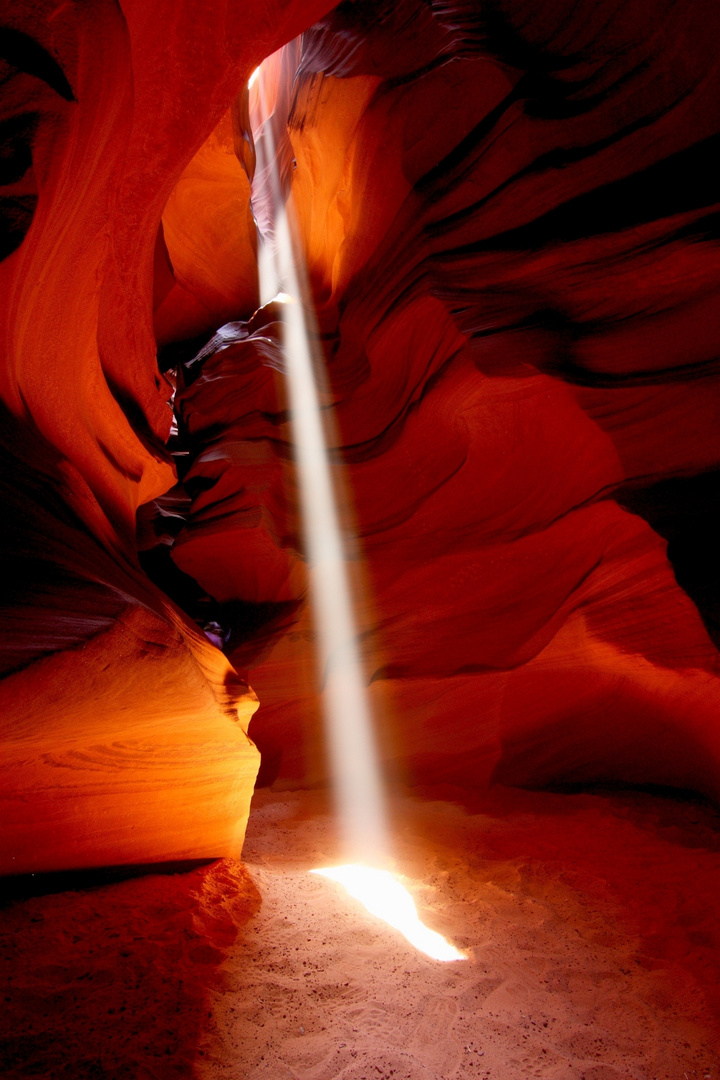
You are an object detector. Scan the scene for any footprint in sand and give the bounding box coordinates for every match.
[334,1051,435,1080]
[407,996,460,1072]
[346,1004,400,1043]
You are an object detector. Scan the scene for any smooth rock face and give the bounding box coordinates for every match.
[155,109,259,350]
[0,601,260,875]
[0,0,335,874]
[168,0,720,797]
[2,0,720,880]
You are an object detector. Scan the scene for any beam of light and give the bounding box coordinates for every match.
[251,53,466,963]
[311,865,467,962]
[275,228,387,864]
[251,56,387,867]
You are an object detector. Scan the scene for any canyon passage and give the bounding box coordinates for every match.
[2,0,720,1076]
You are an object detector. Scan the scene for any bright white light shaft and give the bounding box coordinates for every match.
[254,70,387,863]
[312,865,467,962]
[279,275,387,863]
[254,62,463,965]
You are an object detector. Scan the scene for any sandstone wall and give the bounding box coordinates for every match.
[169,0,720,798]
[0,0,334,873]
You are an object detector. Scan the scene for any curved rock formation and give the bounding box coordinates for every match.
[3,0,720,878]
[0,0,335,874]
[169,0,720,798]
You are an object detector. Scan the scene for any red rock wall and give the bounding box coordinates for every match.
[0,0,335,874]
[169,0,720,798]
[2,0,720,879]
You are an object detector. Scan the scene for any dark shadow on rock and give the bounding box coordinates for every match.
[0,859,216,906]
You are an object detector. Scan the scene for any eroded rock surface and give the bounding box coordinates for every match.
[0,0,335,873]
[168,0,720,798]
[3,0,720,875]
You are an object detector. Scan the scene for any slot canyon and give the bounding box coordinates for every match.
[1,0,720,1076]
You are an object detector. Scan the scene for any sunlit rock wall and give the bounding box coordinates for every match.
[171,0,720,798]
[0,0,335,874]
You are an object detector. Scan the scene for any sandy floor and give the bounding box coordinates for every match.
[198,786,720,1080]
[0,857,259,1079]
[2,785,720,1079]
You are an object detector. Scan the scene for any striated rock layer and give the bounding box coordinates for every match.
[168,0,720,798]
[0,0,335,874]
[3,0,720,876]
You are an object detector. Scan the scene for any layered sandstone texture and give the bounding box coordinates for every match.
[168,0,720,797]
[0,0,336,874]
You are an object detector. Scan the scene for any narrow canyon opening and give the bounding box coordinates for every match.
[2,1,720,1078]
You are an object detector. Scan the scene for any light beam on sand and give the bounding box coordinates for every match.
[311,866,466,962]
[251,57,465,963]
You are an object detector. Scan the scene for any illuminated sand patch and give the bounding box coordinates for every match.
[311,865,467,962]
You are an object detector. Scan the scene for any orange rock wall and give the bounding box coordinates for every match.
[170,0,720,798]
[0,0,335,874]
[2,0,720,879]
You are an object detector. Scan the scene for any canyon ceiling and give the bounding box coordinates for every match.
[1,0,719,875]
